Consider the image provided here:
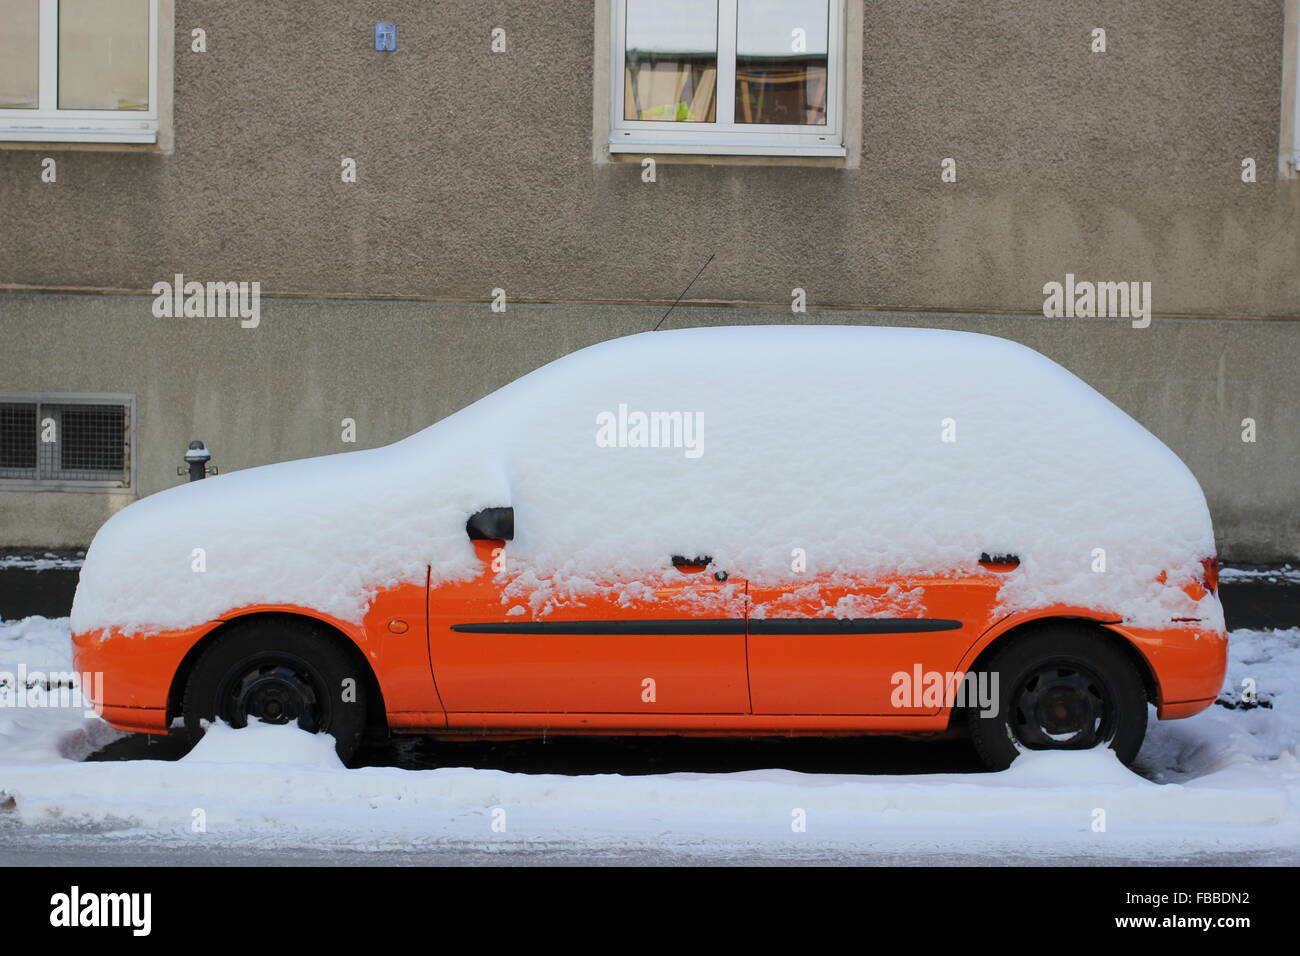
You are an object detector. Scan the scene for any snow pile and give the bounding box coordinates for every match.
[72,326,1217,635]
[0,733,1286,845]
[0,617,123,764]
[1138,627,1300,786]
[184,720,344,770]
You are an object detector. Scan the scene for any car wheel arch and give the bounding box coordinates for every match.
[165,611,388,735]
[945,615,1159,730]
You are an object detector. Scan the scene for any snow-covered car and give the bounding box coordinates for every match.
[71,326,1227,768]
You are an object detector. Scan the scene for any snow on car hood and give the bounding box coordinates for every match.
[72,325,1219,635]
[70,432,506,636]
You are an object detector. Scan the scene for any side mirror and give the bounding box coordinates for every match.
[467,506,514,541]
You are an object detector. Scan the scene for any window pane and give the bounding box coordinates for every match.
[59,0,149,111]
[40,404,126,481]
[624,0,717,123]
[736,0,828,125]
[0,0,39,109]
[0,403,37,478]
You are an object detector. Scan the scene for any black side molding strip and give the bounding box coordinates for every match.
[451,619,746,635]
[748,618,962,635]
[451,618,961,636]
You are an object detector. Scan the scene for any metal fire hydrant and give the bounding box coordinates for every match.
[178,440,216,481]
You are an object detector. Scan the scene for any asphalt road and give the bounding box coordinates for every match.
[87,728,988,774]
[3,816,1294,867]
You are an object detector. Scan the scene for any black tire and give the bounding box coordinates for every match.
[182,618,368,763]
[967,623,1147,771]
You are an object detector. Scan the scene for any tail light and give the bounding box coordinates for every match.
[1200,556,1219,593]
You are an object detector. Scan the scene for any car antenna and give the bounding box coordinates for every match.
[652,253,714,332]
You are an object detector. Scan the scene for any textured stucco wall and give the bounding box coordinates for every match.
[1,293,1296,561]
[0,0,1296,315]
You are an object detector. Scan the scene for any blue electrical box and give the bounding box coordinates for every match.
[375,22,396,52]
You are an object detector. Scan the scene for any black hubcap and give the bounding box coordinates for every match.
[1010,660,1113,750]
[224,661,321,732]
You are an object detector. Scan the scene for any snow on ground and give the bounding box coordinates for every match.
[0,617,1296,860]
[1220,565,1300,585]
[0,552,84,571]
[0,616,123,765]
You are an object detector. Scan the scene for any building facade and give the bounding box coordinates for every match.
[2,1,1298,559]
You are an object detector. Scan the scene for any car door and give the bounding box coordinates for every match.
[427,541,751,715]
[746,571,998,715]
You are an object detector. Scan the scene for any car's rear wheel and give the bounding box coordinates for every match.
[967,624,1147,771]
[181,619,367,763]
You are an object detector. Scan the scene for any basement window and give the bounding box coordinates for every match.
[608,0,847,157]
[0,0,162,145]
[0,394,135,491]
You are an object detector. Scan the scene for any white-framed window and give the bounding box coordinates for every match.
[609,0,846,157]
[0,393,136,492]
[0,0,161,144]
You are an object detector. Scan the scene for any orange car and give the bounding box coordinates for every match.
[69,327,1228,769]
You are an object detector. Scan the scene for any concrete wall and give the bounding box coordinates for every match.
[1,293,1296,561]
[0,1,1296,315]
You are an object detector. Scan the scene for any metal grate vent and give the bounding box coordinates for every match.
[0,397,131,486]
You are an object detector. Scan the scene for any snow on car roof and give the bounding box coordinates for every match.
[71,326,1217,635]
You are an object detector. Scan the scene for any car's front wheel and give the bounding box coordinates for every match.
[181,619,368,763]
[967,624,1148,771]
